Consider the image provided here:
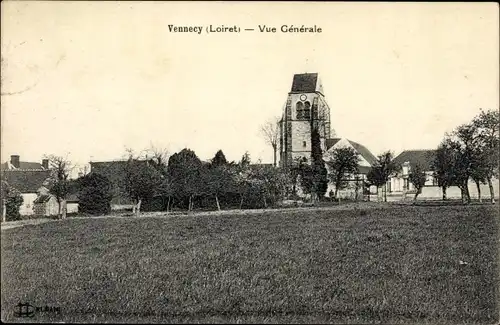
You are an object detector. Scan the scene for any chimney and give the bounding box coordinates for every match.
[10,155,20,169]
[42,159,49,170]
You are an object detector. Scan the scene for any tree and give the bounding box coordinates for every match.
[289,157,308,197]
[0,180,6,222]
[207,150,231,211]
[46,155,73,219]
[367,151,396,202]
[125,156,163,216]
[240,151,251,168]
[432,141,456,200]
[408,163,427,201]
[443,137,472,204]
[157,174,174,213]
[211,149,228,167]
[326,147,360,200]
[233,164,251,209]
[249,164,288,208]
[146,144,169,175]
[310,128,328,202]
[167,149,204,211]
[470,160,489,203]
[299,163,314,197]
[366,167,384,201]
[446,122,486,205]
[260,117,280,167]
[472,109,499,203]
[6,188,23,221]
[1,181,23,221]
[78,173,113,215]
[438,110,499,205]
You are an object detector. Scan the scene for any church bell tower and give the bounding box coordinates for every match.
[279,73,334,168]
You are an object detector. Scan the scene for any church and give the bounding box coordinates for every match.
[278,73,378,199]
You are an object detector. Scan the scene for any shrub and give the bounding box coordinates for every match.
[78,173,113,215]
[5,187,23,221]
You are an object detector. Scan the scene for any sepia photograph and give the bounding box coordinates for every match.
[1,1,499,324]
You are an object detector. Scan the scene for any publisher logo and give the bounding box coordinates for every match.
[14,302,61,318]
[14,302,35,318]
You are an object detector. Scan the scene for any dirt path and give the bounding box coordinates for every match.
[1,202,392,231]
[72,201,392,220]
[1,218,57,231]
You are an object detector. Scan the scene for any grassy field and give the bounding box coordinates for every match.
[1,204,499,324]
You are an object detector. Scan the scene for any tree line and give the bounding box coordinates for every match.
[432,109,499,204]
[1,109,497,221]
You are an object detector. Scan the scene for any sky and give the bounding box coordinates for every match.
[1,2,498,172]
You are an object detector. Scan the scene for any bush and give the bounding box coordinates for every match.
[5,187,23,221]
[78,173,113,215]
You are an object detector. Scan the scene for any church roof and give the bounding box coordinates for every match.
[290,73,319,93]
[393,150,436,171]
[326,138,378,166]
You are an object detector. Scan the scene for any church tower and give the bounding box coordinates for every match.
[279,73,334,168]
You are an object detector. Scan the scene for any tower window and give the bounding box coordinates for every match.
[303,141,307,147]
[303,101,311,120]
[296,102,304,119]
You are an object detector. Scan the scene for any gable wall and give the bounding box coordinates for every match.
[325,138,371,167]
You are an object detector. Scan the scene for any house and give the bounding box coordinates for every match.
[324,137,378,199]
[325,138,378,175]
[1,155,52,217]
[1,155,79,218]
[389,150,437,193]
[389,149,499,200]
[33,192,79,217]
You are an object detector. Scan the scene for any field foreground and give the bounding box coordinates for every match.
[1,204,499,324]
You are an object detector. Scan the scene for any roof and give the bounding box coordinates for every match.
[1,170,52,193]
[33,192,79,204]
[290,73,318,93]
[326,138,378,166]
[393,150,436,171]
[34,194,52,204]
[1,161,45,170]
[325,138,341,150]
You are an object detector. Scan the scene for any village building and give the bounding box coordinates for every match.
[1,155,78,218]
[324,138,378,199]
[278,73,378,198]
[389,149,499,200]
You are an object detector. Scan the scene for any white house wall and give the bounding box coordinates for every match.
[20,193,37,216]
[67,203,79,214]
[389,175,499,200]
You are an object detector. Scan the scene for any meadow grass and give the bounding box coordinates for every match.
[1,204,498,324]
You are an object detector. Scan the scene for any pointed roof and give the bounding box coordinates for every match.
[325,138,378,166]
[290,73,323,94]
[393,150,436,171]
[1,161,45,170]
[1,170,52,193]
